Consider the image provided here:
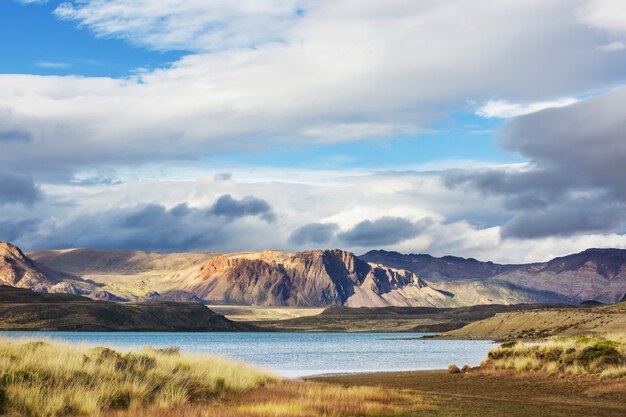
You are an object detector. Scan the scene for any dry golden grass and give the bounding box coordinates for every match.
[0,338,275,417]
[106,381,431,417]
[483,334,626,378]
[0,338,430,417]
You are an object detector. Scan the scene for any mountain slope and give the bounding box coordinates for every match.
[26,243,626,306]
[361,248,626,304]
[361,250,513,281]
[0,286,257,331]
[493,248,626,303]
[29,246,457,307]
[439,301,626,340]
[186,249,455,307]
[0,241,95,295]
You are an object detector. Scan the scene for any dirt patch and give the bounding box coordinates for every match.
[311,369,626,417]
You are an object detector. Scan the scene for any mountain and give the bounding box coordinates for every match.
[0,241,95,294]
[361,250,514,281]
[22,242,626,306]
[183,249,455,307]
[29,246,457,307]
[0,286,257,331]
[360,248,626,304]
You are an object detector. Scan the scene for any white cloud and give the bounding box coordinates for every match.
[54,0,302,52]
[2,1,626,260]
[577,0,626,34]
[475,97,580,119]
[599,40,626,51]
[15,0,48,5]
[34,61,71,69]
[3,0,626,177]
[3,167,625,263]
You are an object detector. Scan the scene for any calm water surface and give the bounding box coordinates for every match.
[1,332,494,378]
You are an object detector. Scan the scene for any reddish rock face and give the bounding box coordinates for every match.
[0,241,54,292]
[187,249,425,306]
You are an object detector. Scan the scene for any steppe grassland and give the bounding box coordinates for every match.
[0,338,274,416]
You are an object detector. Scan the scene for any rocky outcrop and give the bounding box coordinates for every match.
[88,291,128,302]
[1,242,125,300]
[137,290,204,304]
[0,242,57,292]
[185,249,452,307]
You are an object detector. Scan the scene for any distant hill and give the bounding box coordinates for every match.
[0,286,257,331]
[361,248,626,304]
[256,303,573,332]
[439,301,626,340]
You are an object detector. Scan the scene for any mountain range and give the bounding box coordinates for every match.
[2,241,625,307]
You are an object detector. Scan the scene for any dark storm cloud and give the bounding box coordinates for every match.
[338,217,431,246]
[502,200,626,239]
[0,173,42,206]
[209,194,276,222]
[0,218,41,242]
[288,222,339,245]
[446,88,626,239]
[20,196,273,252]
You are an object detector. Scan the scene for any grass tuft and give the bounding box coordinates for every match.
[0,338,276,417]
[483,334,626,378]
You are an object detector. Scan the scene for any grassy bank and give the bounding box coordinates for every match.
[0,338,275,417]
[0,339,431,417]
[482,334,626,378]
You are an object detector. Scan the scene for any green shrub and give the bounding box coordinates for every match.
[500,341,518,349]
[579,341,621,363]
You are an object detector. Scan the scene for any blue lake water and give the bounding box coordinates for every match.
[0,332,494,378]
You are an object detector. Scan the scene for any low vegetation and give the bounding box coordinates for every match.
[0,338,275,417]
[0,339,431,417]
[107,381,431,417]
[483,334,626,377]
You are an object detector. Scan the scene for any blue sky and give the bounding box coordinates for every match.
[0,0,185,77]
[0,0,515,171]
[1,0,625,262]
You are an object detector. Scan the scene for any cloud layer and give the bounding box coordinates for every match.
[2,0,626,261]
[3,0,626,179]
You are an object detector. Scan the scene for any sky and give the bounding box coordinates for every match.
[1,0,626,263]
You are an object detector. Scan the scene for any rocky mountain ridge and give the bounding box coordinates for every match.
[4,241,625,306]
[361,248,626,303]
[185,249,450,307]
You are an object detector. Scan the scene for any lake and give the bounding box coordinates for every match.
[1,332,494,378]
